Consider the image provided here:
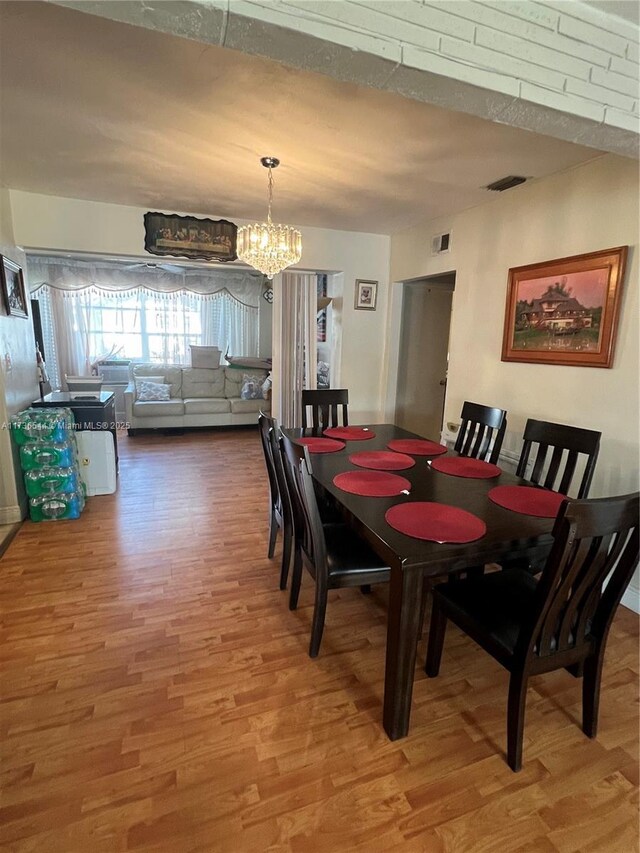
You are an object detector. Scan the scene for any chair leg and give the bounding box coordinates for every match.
[288,547,303,611]
[582,652,604,738]
[425,598,447,677]
[360,584,372,594]
[309,584,328,658]
[267,507,278,558]
[418,579,430,638]
[279,525,292,591]
[507,671,529,772]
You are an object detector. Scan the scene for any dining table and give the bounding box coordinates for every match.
[283,422,557,740]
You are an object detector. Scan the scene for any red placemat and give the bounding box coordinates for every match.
[349,450,416,471]
[385,502,486,543]
[333,471,411,497]
[430,456,501,479]
[387,439,447,456]
[324,426,375,441]
[488,485,565,518]
[298,437,345,454]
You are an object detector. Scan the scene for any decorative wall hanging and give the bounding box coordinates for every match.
[143,212,237,262]
[354,279,378,311]
[1,255,28,318]
[501,246,627,368]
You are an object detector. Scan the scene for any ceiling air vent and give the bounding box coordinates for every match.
[431,231,451,255]
[485,175,527,192]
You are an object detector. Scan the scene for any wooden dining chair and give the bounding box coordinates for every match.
[301,389,349,435]
[426,491,639,771]
[494,419,604,579]
[258,412,284,562]
[280,432,390,657]
[454,401,507,464]
[267,426,295,591]
[516,418,601,498]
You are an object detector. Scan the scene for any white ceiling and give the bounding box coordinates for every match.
[0,2,603,235]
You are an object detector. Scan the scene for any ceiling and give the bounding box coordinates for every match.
[0,2,603,235]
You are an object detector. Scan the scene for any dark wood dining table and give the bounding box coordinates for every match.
[284,423,556,740]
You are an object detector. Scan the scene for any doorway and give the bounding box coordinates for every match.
[395,272,455,440]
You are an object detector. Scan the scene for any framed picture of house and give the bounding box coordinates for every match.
[354,279,378,311]
[0,255,28,318]
[144,212,237,262]
[501,246,628,368]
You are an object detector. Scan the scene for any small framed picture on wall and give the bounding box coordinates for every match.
[0,255,28,318]
[355,279,378,311]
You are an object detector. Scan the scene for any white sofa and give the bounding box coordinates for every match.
[124,363,270,433]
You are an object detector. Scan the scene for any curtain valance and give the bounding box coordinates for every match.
[26,255,264,308]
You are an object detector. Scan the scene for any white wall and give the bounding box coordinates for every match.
[0,190,39,522]
[9,190,391,422]
[388,152,639,609]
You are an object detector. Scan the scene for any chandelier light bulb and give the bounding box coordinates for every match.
[237,157,302,278]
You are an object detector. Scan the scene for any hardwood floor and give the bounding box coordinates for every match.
[1,429,638,852]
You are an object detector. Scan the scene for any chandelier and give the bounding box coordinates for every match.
[237,157,302,278]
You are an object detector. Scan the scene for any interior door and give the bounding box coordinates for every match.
[395,280,453,440]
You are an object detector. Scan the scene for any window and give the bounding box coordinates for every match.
[35,286,259,379]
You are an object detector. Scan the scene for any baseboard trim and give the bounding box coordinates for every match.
[0,522,20,559]
[621,584,640,615]
[0,504,23,525]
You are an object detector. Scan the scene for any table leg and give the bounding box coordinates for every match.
[383,564,424,740]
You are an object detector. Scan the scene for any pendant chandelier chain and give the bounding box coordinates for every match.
[267,166,274,226]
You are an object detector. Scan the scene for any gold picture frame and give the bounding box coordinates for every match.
[501,246,628,368]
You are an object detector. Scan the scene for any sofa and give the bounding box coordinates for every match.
[124,363,270,433]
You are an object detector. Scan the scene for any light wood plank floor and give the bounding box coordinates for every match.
[1,429,638,852]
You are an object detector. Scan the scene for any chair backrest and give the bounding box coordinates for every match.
[453,401,507,465]
[518,492,639,662]
[516,419,601,498]
[301,389,349,434]
[268,426,293,535]
[258,411,279,511]
[279,433,326,578]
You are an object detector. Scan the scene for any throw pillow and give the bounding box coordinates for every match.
[190,345,221,369]
[137,381,171,402]
[240,373,265,400]
[135,374,164,397]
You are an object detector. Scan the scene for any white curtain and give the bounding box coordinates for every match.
[273,271,317,428]
[28,255,263,382]
[51,289,94,377]
[34,285,259,382]
[27,255,263,304]
[201,297,258,359]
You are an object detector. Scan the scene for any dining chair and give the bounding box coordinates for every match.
[516,418,601,498]
[267,426,295,591]
[301,389,349,435]
[425,491,639,771]
[495,418,604,579]
[279,432,390,657]
[258,412,284,562]
[454,401,507,465]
